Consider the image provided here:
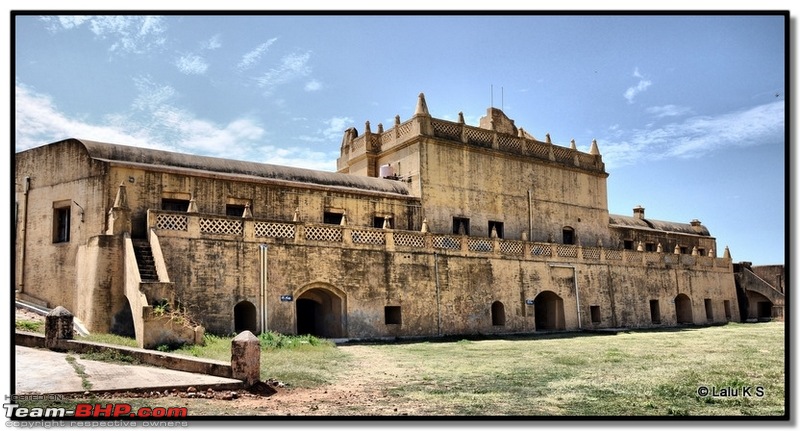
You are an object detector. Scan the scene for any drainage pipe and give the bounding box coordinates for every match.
[18,176,30,294]
[434,252,442,336]
[549,263,581,330]
[527,189,533,241]
[259,244,268,334]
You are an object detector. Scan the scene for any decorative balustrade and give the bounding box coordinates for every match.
[344,116,604,173]
[147,210,730,271]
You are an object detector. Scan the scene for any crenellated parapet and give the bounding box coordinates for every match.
[337,92,606,176]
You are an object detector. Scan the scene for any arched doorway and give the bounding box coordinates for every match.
[534,291,565,331]
[295,285,346,338]
[491,301,506,326]
[675,294,693,324]
[234,301,257,333]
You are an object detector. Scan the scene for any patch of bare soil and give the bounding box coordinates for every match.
[15,307,46,324]
[226,345,420,417]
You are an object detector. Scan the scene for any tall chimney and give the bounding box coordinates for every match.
[633,205,645,219]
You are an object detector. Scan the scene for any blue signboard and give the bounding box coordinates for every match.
[280,295,293,302]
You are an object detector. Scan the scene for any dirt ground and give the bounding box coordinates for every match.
[15,307,416,416]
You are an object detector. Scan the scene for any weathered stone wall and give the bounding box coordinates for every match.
[751,265,785,293]
[154,222,738,337]
[419,137,611,247]
[15,140,111,312]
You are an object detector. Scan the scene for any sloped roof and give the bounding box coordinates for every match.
[609,214,711,237]
[75,139,410,196]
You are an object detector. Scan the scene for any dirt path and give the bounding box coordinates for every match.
[234,345,417,416]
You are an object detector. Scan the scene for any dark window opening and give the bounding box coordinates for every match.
[623,240,634,250]
[226,204,246,217]
[645,242,655,252]
[590,306,601,324]
[488,221,504,239]
[562,227,575,245]
[161,198,190,212]
[385,306,402,325]
[698,248,706,256]
[680,246,688,254]
[453,217,470,235]
[373,216,392,229]
[704,298,713,321]
[649,300,661,324]
[324,212,344,225]
[723,300,732,321]
[491,301,506,326]
[53,207,70,243]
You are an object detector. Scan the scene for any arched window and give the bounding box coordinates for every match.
[562,227,575,245]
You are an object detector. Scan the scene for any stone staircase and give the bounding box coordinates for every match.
[132,239,159,282]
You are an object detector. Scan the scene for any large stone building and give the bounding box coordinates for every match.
[16,93,773,348]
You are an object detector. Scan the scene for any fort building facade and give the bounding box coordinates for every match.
[15,93,778,348]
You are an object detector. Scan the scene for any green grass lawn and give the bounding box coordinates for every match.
[16,322,785,417]
[370,322,785,416]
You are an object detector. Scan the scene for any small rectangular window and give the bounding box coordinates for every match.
[488,221,504,239]
[645,242,655,252]
[162,198,190,212]
[680,246,689,254]
[698,248,706,256]
[324,211,344,225]
[623,240,634,250]
[385,306,402,325]
[53,206,70,243]
[649,300,661,324]
[723,300,732,321]
[590,306,601,324]
[453,217,470,235]
[226,204,246,217]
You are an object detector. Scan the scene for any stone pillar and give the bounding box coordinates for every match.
[231,331,261,386]
[45,306,74,350]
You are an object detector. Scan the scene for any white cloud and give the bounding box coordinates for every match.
[15,82,341,173]
[645,104,693,118]
[305,79,322,92]
[175,53,209,75]
[203,34,222,50]
[258,146,338,172]
[40,16,92,31]
[599,101,784,169]
[89,16,168,54]
[255,51,312,95]
[237,38,278,71]
[322,116,353,142]
[623,67,652,104]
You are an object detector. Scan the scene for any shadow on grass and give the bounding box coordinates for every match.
[334,321,751,347]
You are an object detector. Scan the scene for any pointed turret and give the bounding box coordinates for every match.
[414,92,430,116]
[421,218,429,233]
[187,196,198,213]
[293,207,300,222]
[589,139,601,156]
[242,203,253,219]
[570,139,577,150]
[723,246,731,259]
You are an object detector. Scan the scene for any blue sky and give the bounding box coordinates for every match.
[11,13,787,265]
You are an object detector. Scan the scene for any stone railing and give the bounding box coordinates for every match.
[148,210,731,271]
[343,115,605,174]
